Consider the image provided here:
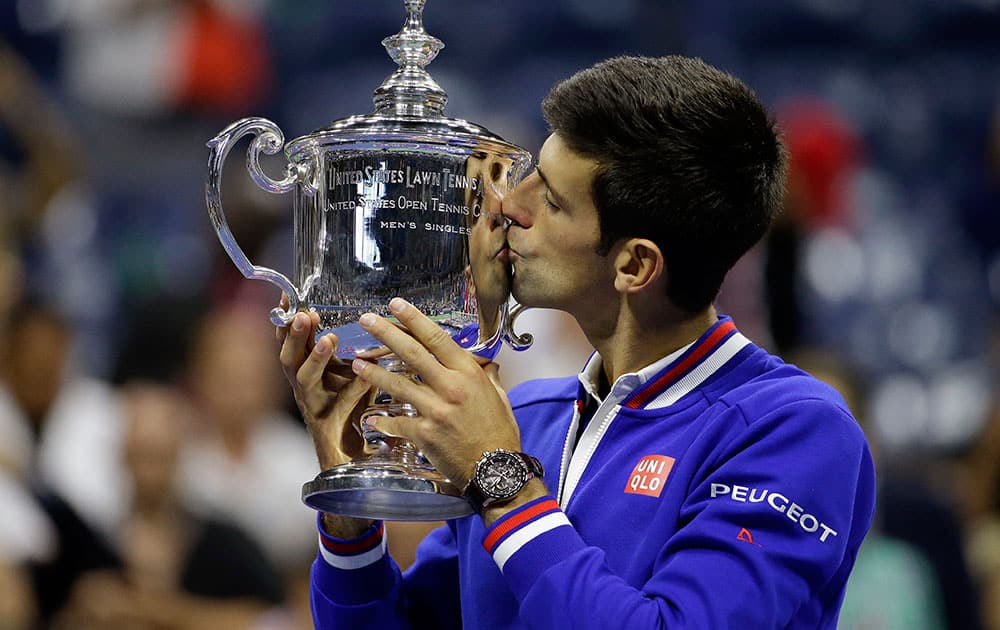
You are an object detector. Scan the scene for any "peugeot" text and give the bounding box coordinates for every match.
[710,483,838,543]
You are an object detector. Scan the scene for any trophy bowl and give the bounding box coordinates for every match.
[205,0,532,520]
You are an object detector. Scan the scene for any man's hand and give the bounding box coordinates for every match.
[349,297,522,492]
[276,294,377,538]
[276,294,372,470]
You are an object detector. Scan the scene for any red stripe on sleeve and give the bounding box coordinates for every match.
[320,521,385,555]
[483,499,561,553]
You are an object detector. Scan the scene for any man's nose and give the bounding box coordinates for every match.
[500,182,533,229]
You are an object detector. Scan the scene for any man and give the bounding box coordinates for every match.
[279,56,875,628]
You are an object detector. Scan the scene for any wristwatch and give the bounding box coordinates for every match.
[465,449,544,515]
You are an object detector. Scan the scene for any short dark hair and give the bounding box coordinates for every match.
[541,56,787,312]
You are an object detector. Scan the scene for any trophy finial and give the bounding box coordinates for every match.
[373,0,448,116]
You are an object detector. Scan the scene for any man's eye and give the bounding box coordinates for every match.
[543,193,559,210]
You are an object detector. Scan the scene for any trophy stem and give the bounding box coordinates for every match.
[301,355,474,521]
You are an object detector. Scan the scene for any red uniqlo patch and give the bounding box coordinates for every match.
[624,455,675,497]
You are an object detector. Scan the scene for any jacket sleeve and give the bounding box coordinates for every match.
[310,517,461,629]
[481,400,876,629]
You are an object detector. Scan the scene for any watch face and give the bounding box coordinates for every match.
[478,451,528,500]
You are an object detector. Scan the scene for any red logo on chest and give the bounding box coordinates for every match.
[625,455,676,497]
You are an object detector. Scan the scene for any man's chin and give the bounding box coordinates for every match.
[510,283,527,306]
[510,282,546,309]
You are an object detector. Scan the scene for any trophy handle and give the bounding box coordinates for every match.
[206,117,313,325]
[502,301,533,351]
[462,300,532,359]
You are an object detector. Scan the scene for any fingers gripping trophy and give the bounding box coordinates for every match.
[205,0,532,520]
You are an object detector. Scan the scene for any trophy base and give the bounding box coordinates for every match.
[302,459,474,521]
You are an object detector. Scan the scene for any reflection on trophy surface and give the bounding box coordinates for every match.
[465,157,516,342]
[205,0,532,520]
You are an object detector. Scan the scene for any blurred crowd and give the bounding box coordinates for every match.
[1,0,1000,628]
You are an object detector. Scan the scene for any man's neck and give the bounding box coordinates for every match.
[587,306,718,391]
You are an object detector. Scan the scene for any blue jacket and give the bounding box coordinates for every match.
[310,318,876,628]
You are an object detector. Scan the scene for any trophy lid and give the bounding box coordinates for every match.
[373,0,447,118]
[286,0,525,161]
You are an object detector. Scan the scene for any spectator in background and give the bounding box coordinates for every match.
[0,302,125,624]
[178,306,318,578]
[0,38,118,377]
[0,302,128,540]
[54,0,272,119]
[0,40,124,627]
[56,380,289,629]
[766,98,861,354]
[0,42,79,235]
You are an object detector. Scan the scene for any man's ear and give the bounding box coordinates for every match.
[613,238,664,294]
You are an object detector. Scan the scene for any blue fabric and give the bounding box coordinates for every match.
[310,328,876,628]
[454,322,502,361]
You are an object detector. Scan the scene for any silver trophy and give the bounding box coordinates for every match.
[206,0,532,520]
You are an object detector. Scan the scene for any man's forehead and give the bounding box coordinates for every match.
[538,134,599,188]
[538,133,571,163]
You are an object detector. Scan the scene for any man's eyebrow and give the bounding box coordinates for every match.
[535,166,571,208]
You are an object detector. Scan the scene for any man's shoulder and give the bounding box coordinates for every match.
[712,351,857,430]
[507,375,579,409]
